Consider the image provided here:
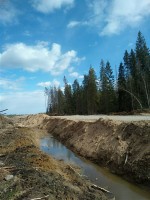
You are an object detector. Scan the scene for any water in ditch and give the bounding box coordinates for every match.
[40,135,150,200]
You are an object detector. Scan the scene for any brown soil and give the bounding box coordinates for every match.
[0,115,108,200]
[36,115,149,187]
[10,114,150,187]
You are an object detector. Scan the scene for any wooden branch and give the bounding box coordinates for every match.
[0,154,6,157]
[0,166,15,169]
[30,195,49,200]
[68,165,82,177]
[124,153,128,165]
[91,184,111,194]
[0,166,16,172]
[68,165,87,178]
[119,87,143,109]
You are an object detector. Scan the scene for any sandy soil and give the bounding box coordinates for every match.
[40,115,149,187]
[0,115,108,200]
[1,113,149,198]
[11,113,150,187]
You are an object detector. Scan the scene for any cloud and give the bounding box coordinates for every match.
[31,0,74,13]
[37,79,60,87]
[67,20,88,28]
[88,0,107,26]
[68,67,74,72]
[69,0,150,35]
[0,90,45,114]
[67,0,107,29]
[0,0,18,24]
[0,42,82,75]
[101,0,150,36]
[37,81,51,87]
[0,77,25,91]
[24,30,31,37]
[67,21,81,28]
[69,72,83,79]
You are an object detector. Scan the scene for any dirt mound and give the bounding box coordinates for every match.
[13,114,50,128]
[44,117,150,187]
[0,115,14,129]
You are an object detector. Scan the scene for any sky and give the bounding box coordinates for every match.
[0,0,150,114]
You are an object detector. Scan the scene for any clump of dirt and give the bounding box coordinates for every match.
[0,115,108,200]
[0,115,14,129]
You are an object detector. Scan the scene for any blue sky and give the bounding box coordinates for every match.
[0,0,150,114]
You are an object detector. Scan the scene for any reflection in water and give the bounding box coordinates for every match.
[40,136,150,200]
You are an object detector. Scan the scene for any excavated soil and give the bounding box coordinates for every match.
[0,115,108,200]
[13,114,150,187]
[45,118,150,187]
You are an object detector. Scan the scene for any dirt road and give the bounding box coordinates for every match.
[50,114,150,122]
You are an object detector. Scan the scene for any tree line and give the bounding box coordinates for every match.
[45,31,150,115]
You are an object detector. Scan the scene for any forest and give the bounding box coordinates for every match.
[45,31,150,115]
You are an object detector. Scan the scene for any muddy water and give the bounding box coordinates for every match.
[40,135,150,200]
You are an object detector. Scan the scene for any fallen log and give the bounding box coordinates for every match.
[68,164,88,179]
[30,195,49,200]
[0,166,15,169]
[91,184,111,194]
[0,154,6,157]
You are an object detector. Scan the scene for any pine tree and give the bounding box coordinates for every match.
[118,62,127,111]
[123,50,133,111]
[72,79,81,114]
[100,61,116,113]
[87,67,98,114]
[57,88,65,115]
[82,75,88,114]
[135,31,150,108]
[64,76,73,114]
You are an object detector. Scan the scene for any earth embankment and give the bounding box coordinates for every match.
[0,115,108,200]
[30,114,150,187]
[12,114,150,186]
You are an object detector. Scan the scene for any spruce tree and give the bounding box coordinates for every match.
[64,76,73,114]
[87,67,98,114]
[100,61,116,113]
[118,62,127,111]
[135,31,150,108]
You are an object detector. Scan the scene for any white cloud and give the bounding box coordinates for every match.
[0,90,45,114]
[52,79,60,87]
[67,20,88,28]
[67,21,81,28]
[37,81,51,87]
[37,79,60,87]
[0,42,82,75]
[0,77,25,90]
[69,72,83,79]
[68,67,74,72]
[67,0,107,29]
[101,0,150,35]
[88,0,107,26]
[0,0,18,24]
[69,0,150,35]
[24,30,31,37]
[31,0,74,13]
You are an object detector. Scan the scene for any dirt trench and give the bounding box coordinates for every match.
[34,115,150,187]
[0,115,108,200]
[14,114,150,187]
